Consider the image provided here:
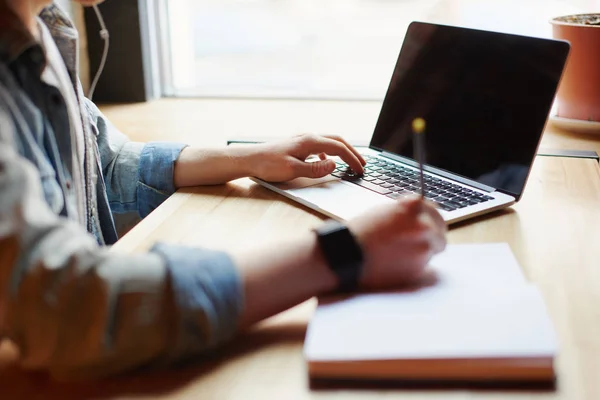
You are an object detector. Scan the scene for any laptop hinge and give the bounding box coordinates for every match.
[380,151,496,193]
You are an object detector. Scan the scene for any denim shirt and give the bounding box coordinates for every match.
[0,3,242,379]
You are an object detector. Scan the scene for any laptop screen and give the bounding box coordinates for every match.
[369,22,569,199]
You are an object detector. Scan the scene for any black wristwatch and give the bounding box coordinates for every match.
[314,220,364,292]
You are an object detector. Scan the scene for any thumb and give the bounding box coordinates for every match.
[293,159,336,178]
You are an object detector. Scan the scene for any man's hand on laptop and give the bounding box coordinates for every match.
[349,196,447,290]
[248,134,366,182]
[174,134,365,187]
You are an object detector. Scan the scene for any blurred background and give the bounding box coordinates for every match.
[162,0,597,100]
[57,0,599,103]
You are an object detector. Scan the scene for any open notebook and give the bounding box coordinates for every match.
[304,244,557,384]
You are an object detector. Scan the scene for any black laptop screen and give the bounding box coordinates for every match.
[369,22,569,198]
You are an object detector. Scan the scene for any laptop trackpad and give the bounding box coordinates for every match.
[286,178,393,220]
[274,175,340,190]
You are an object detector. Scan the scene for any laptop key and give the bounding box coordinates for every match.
[468,196,486,203]
[473,194,492,202]
[444,200,465,209]
[386,192,403,199]
[432,196,449,203]
[446,195,463,202]
[440,203,457,211]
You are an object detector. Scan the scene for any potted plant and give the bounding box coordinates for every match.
[550,13,600,126]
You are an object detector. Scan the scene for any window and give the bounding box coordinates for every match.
[156,0,594,100]
[160,0,439,100]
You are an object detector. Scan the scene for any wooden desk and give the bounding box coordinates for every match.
[114,157,600,400]
[2,155,598,400]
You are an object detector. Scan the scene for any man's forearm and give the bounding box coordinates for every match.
[234,232,338,329]
[173,146,256,187]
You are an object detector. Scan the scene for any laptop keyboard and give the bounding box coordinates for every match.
[332,155,494,212]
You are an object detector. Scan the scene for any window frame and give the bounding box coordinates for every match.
[84,0,162,102]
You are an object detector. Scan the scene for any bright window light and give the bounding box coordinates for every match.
[159,0,592,100]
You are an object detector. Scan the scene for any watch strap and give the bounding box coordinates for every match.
[314,220,364,292]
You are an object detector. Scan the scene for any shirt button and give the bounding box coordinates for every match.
[65,180,72,190]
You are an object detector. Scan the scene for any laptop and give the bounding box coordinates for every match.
[252,22,570,224]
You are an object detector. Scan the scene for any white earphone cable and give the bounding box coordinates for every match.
[87,4,109,101]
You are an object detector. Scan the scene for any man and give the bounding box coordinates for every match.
[0,0,446,379]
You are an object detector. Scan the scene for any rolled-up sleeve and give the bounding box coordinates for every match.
[85,99,187,217]
[137,142,187,217]
[0,104,244,380]
[152,244,243,359]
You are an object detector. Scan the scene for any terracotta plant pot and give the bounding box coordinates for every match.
[550,14,600,122]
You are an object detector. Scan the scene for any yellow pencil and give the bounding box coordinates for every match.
[412,118,426,199]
